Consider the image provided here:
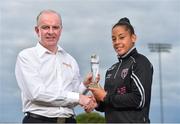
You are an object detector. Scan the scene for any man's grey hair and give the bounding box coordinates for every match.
[36,9,62,25]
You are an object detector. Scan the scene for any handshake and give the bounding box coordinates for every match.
[79,94,97,113]
[78,73,107,113]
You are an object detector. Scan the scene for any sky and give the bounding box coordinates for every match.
[0,0,180,123]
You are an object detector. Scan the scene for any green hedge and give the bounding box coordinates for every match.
[76,112,105,123]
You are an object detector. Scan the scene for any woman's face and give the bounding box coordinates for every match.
[112,25,136,56]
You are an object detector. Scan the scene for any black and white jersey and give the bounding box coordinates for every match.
[96,47,153,123]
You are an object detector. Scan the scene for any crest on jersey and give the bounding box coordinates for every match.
[121,68,129,79]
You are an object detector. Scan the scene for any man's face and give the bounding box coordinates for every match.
[112,26,136,56]
[35,12,62,50]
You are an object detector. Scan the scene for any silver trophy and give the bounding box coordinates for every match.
[91,54,99,82]
[88,54,101,88]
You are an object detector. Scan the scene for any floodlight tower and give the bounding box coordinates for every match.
[148,43,172,123]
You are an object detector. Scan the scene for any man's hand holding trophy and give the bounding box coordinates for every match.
[87,54,101,88]
[83,54,107,113]
[88,54,107,102]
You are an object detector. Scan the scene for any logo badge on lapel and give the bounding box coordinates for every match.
[121,68,128,79]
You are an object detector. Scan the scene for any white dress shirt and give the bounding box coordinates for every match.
[15,43,87,118]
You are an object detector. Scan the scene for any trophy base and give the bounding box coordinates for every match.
[88,83,102,88]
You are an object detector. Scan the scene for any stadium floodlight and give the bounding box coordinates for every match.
[148,43,172,123]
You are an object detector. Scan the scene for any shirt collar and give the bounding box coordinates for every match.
[36,42,64,58]
[117,46,136,59]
